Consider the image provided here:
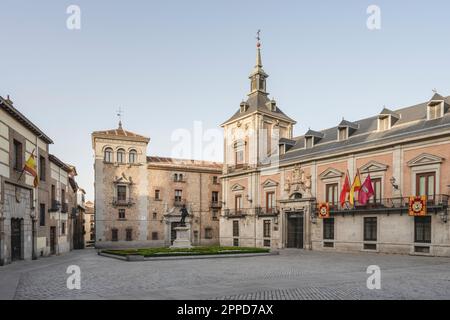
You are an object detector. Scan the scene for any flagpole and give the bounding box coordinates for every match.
[17,148,35,183]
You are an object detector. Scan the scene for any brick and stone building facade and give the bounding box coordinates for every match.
[92,123,222,248]
[220,40,450,257]
[84,201,95,247]
[0,96,85,265]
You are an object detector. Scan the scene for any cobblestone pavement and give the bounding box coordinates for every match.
[1,248,450,300]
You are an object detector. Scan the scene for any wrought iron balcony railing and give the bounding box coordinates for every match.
[227,164,250,173]
[210,201,222,208]
[255,206,280,216]
[48,200,60,212]
[315,194,449,215]
[112,197,134,207]
[61,202,68,213]
[223,208,248,218]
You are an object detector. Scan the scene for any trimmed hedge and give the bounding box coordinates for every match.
[102,246,270,257]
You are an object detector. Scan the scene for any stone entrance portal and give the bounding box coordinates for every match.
[286,212,304,249]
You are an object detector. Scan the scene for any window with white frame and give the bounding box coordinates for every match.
[378,116,389,131]
[129,149,137,163]
[428,102,443,120]
[117,149,125,163]
[104,148,113,163]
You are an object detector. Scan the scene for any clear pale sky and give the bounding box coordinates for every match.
[2,0,450,200]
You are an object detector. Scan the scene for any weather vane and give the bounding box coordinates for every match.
[256,29,261,47]
[432,88,437,94]
[116,107,124,128]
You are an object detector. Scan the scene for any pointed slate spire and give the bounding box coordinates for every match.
[249,30,268,95]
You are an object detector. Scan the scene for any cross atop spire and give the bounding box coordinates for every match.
[255,29,262,68]
[116,107,124,129]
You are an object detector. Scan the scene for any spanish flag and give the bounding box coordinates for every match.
[349,170,361,206]
[23,152,38,187]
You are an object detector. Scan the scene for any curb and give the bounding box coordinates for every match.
[98,251,279,262]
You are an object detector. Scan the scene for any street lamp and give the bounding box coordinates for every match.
[390,177,399,190]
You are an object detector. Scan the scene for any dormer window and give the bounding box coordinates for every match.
[428,101,443,120]
[378,116,390,131]
[304,129,324,149]
[377,108,399,131]
[338,127,347,141]
[240,102,249,113]
[337,119,358,140]
[305,137,313,149]
[268,99,276,112]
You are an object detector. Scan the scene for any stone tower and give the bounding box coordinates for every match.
[92,121,150,246]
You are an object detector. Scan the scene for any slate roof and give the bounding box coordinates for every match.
[338,119,359,129]
[379,107,400,118]
[280,94,450,164]
[92,124,150,143]
[222,92,296,125]
[147,156,222,170]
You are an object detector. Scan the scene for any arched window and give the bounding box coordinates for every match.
[104,148,113,163]
[129,149,137,163]
[117,149,125,163]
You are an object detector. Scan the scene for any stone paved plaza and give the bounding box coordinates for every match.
[1,249,450,300]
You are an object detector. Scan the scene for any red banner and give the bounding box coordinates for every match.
[409,196,427,216]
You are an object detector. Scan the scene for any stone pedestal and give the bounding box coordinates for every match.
[170,226,192,249]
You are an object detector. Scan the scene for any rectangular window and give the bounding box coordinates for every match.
[266,192,275,211]
[305,137,313,149]
[235,149,244,166]
[175,189,182,202]
[429,103,442,120]
[213,176,218,184]
[117,185,127,201]
[379,116,389,131]
[39,203,45,226]
[112,229,118,241]
[235,195,243,212]
[13,140,23,170]
[326,183,338,205]
[39,156,46,181]
[323,218,335,240]
[338,128,347,141]
[263,220,271,238]
[61,188,65,205]
[126,229,132,241]
[51,185,56,203]
[371,178,382,204]
[154,189,160,200]
[205,228,213,239]
[416,172,436,200]
[263,239,271,247]
[415,216,431,243]
[233,238,239,247]
[212,191,219,203]
[61,222,66,235]
[212,210,218,220]
[232,220,239,237]
[152,232,158,240]
[364,217,377,241]
[118,209,126,219]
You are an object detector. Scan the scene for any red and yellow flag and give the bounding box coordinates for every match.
[23,152,38,187]
[349,170,361,206]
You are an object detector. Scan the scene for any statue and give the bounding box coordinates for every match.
[179,204,189,226]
